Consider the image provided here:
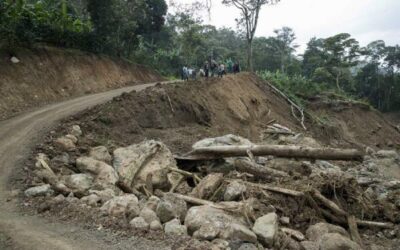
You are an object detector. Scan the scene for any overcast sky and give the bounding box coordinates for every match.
[170,0,400,53]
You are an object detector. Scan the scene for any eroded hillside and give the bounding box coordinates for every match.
[0,46,163,120]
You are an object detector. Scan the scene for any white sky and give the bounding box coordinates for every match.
[170,0,400,53]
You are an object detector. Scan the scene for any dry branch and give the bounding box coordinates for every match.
[348,215,364,248]
[168,167,202,182]
[226,179,304,197]
[312,189,347,216]
[184,144,363,161]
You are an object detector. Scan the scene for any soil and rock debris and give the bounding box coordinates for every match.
[19,73,400,249]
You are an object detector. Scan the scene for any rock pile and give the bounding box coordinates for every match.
[24,126,400,249]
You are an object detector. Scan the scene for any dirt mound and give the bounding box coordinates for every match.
[56,73,306,153]
[308,97,400,149]
[0,46,163,120]
[52,72,400,154]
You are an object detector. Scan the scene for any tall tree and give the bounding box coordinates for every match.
[272,26,298,73]
[222,0,280,71]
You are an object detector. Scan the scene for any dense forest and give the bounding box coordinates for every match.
[1,0,399,111]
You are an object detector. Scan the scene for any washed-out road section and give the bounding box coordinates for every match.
[0,81,174,250]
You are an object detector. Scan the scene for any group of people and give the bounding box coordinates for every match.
[181,58,240,81]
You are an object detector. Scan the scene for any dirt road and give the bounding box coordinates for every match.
[0,82,174,250]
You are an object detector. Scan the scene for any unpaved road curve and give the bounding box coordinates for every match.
[0,82,174,250]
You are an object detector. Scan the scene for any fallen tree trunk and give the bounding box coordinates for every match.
[184,145,363,161]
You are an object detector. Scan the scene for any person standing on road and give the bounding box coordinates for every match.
[204,61,209,78]
[218,63,226,78]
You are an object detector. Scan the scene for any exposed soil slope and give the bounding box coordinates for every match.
[0,46,164,120]
[55,73,400,154]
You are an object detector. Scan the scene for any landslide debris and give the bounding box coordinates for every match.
[20,73,400,249]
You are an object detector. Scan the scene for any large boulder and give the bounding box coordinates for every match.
[89,146,112,164]
[156,193,187,223]
[76,157,118,187]
[129,217,149,230]
[224,180,246,201]
[252,213,278,247]
[140,207,159,224]
[185,204,254,242]
[113,140,176,189]
[219,223,257,243]
[191,173,224,199]
[25,184,54,197]
[306,222,349,242]
[65,174,93,195]
[318,233,361,250]
[164,218,188,236]
[100,194,140,219]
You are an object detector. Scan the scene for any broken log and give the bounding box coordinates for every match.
[312,189,347,216]
[348,215,364,248]
[233,158,289,178]
[226,179,304,197]
[183,144,363,161]
[313,190,394,229]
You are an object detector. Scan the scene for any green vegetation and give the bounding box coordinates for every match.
[1,0,399,112]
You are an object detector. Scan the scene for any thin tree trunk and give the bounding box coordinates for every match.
[247,40,253,72]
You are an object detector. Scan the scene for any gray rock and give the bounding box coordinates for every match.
[224,181,246,201]
[24,184,54,197]
[70,125,82,137]
[88,189,116,203]
[281,227,305,241]
[185,204,246,234]
[306,222,349,242]
[163,193,187,222]
[375,150,398,158]
[51,153,70,166]
[145,196,160,211]
[65,174,93,194]
[252,213,278,247]
[300,241,318,250]
[220,223,257,243]
[80,194,101,206]
[76,157,118,187]
[211,239,230,249]
[140,207,159,224]
[53,194,65,204]
[238,243,258,250]
[113,140,176,189]
[193,223,220,241]
[280,217,290,225]
[130,217,149,230]
[156,193,187,223]
[318,233,361,250]
[54,136,76,151]
[156,200,175,223]
[100,194,140,219]
[65,134,78,144]
[191,173,224,199]
[164,218,188,236]
[149,220,163,231]
[89,146,112,164]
